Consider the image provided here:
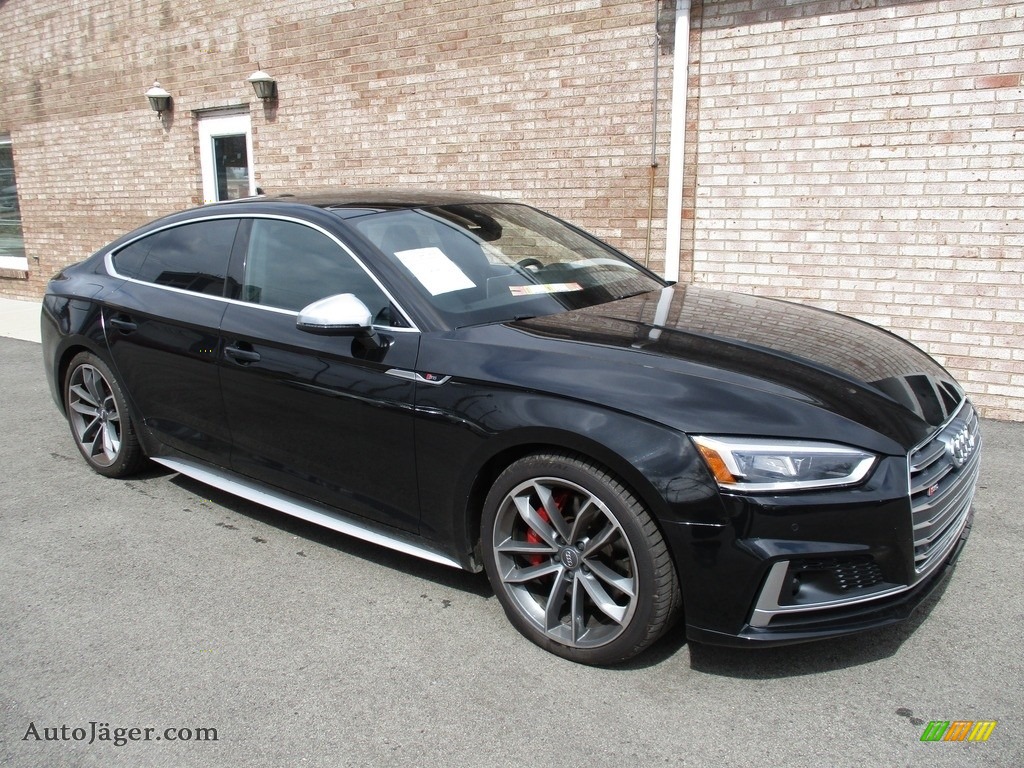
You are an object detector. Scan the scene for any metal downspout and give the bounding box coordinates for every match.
[644,3,662,268]
[663,0,692,283]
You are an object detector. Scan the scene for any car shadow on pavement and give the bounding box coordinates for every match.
[161,468,955,675]
[166,471,493,598]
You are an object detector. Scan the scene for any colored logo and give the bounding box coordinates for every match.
[920,720,997,742]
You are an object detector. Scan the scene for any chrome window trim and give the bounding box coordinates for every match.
[104,212,420,333]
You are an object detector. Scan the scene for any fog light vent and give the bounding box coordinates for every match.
[793,557,884,593]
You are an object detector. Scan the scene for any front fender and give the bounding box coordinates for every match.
[412,380,726,570]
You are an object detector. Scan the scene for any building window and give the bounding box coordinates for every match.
[198,113,255,204]
[0,138,26,271]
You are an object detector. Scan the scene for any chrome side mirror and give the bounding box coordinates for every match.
[296,293,374,336]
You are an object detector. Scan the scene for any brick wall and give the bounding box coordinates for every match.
[0,0,670,298]
[691,0,1024,420]
[1,0,1022,420]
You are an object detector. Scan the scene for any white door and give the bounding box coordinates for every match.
[198,113,256,204]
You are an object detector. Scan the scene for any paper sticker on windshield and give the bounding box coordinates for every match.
[395,247,477,296]
[509,283,583,297]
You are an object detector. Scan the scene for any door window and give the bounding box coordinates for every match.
[241,219,391,318]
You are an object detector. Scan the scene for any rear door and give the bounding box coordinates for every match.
[218,216,422,531]
[103,217,240,463]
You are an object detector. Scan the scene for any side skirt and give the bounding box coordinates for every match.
[151,456,463,570]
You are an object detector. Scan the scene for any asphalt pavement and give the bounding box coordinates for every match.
[1,331,1021,767]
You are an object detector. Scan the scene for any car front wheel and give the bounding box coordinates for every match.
[482,453,681,665]
[64,352,144,477]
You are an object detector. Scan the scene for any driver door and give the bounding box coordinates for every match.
[219,217,421,531]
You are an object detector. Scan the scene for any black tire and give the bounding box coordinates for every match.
[482,452,681,665]
[64,351,145,478]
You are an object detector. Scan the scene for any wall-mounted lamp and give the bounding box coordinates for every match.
[247,69,277,101]
[145,81,172,115]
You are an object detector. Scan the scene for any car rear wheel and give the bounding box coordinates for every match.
[482,453,681,665]
[65,352,144,477]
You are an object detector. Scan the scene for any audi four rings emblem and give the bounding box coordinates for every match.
[946,423,977,468]
[560,548,582,569]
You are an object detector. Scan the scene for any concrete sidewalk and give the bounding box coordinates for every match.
[0,296,41,343]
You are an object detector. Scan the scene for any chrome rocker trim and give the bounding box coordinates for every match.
[152,456,462,569]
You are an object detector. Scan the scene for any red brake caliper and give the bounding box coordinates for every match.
[525,491,570,566]
[525,508,550,566]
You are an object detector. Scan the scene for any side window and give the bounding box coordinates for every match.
[112,219,238,296]
[242,219,391,318]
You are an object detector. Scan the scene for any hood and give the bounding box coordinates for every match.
[493,285,964,452]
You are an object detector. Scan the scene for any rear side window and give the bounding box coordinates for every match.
[112,219,238,296]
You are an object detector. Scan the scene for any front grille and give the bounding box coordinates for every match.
[909,402,981,577]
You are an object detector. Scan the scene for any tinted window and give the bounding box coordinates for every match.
[113,219,237,296]
[242,219,392,319]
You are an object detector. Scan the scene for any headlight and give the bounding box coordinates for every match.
[691,436,877,493]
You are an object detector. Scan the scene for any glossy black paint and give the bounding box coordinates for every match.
[41,190,975,649]
[218,301,421,531]
[102,281,230,462]
[667,457,916,641]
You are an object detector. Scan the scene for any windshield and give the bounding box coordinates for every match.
[346,202,664,327]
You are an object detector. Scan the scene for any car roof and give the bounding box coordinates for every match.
[104,188,518,251]
[213,188,507,211]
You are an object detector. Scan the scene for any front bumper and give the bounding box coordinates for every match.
[685,509,972,647]
[670,401,980,648]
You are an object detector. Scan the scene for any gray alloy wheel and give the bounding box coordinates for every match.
[482,453,680,664]
[65,352,144,477]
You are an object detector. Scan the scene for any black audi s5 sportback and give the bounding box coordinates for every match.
[41,190,981,665]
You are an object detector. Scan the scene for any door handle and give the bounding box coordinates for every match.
[108,316,138,333]
[224,344,261,364]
